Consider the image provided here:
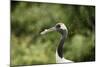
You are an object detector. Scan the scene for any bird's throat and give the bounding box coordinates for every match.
[57,31,66,58]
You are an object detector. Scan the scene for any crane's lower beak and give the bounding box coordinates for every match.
[40,27,56,35]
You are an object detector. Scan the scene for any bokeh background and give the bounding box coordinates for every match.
[11,1,95,66]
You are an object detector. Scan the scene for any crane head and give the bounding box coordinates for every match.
[40,23,68,35]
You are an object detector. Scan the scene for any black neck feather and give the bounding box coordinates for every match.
[57,30,67,58]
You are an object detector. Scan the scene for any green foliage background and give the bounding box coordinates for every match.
[11,1,95,66]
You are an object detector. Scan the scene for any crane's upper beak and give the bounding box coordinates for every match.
[40,27,56,35]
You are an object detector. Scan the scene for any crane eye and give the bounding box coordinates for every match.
[56,24,61,28]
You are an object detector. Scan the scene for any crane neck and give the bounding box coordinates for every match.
[57,30,67,58]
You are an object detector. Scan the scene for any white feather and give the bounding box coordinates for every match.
[60,24,67,30]
[56,50,73,63]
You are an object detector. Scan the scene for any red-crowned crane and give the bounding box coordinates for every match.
[41,23,73,63]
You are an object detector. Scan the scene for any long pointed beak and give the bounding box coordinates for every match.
[40,27,56,35]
